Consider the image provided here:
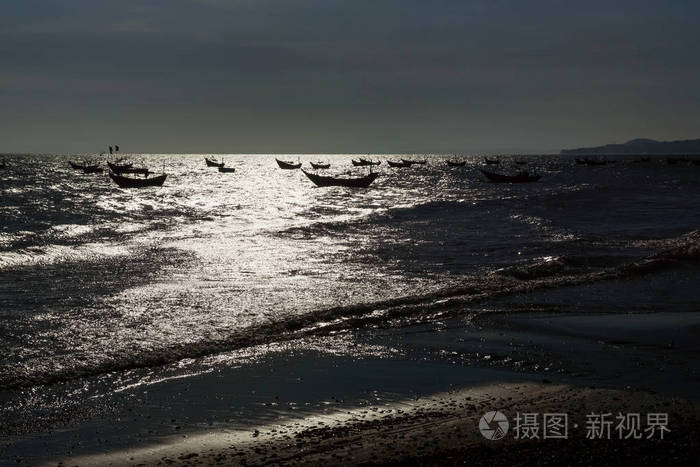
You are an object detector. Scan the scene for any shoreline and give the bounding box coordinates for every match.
[64,382,699,466]
[3,306,699,465]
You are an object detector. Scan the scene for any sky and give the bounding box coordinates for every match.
[1,0,699,154]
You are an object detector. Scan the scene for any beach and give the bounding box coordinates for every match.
[63,384,700,466]
[4,278,700,465]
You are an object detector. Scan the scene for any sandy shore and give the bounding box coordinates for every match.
[65,382,699,466]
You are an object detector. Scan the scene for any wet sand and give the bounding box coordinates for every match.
[23,308,697,466]
[66,383,699,466]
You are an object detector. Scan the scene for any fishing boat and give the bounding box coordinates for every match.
[388,160,410,168]
[310,162,331,169]
[218,166,236,173]
[110,165,151,175]
[446,160,466,167]
[401,159,427,165]
[109,172,167,188]
[69,161,86,170]
[352,159,381,166]
[276,158,302,169]
[301,169,379,188]
[481,169,541,183]
[125,167,151,175]
[484,157,500,165]
[205,157,224,168]
[107,161,133,171]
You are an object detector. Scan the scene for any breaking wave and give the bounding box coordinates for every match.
[1,229,698,390]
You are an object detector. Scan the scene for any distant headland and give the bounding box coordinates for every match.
[561,138,700,155]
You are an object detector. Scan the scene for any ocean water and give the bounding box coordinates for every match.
[0,153,699,395]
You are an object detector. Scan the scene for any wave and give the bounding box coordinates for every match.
[276,199,487,239]
[1,229,698,390]
[494,254,631,280]
[0,218,207,271]
[0,243,132,269]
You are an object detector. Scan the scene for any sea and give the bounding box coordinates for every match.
[0,153,699,450]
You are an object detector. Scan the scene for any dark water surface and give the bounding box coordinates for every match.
[0,154,699,439]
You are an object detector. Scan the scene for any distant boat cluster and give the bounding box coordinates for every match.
[67,145,166,188]
[274,155,699,187]
[273,156,542,186]
[6,151,693,190]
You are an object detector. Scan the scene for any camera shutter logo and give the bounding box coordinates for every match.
[480,411,509,440]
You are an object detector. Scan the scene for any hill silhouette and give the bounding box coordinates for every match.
[561,138,700,155]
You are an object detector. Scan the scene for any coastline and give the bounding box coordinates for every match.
[4,302,698,465]
[2,226,698,465]
[64,383,700,466]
